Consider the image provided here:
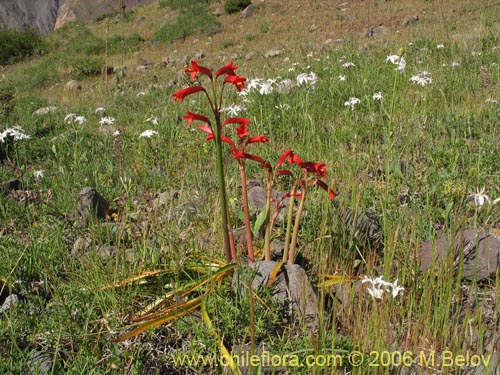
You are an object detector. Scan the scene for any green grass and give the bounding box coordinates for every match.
[1,3,500,374]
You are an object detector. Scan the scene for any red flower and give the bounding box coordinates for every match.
[245,135,269,145]
[300,162,327,178]
[216,61,238,78]
[277,169,293,176]
[276,149,293,168]
[289,153,304,165]
[314,179,337,200]
[235,124,249,139]
[182,111,211,126]
[284,191,303,199]
[224,75,247,92]
[172,86,206,102]
[232,151,265,164]
[222,117,251,127]
[185,60,212,81]
[197,125,234,145]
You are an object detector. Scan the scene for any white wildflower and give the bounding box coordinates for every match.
[139,130,159,139]
[33,170,44,181]
[99,116,115,126]
[342,62,355,69]
[437,43,445,49]
[362,275,405,300]
[64,113,76,123]
[451,61,460,67]
[296,72,317,86]
[485,98,499,104]
[466,187,492,207]
[113,130,121,137]
[386,54,406,72]
[275,103,291,110]
[0,126,31,142]
[137,91,146,97]
[146,116,159,126]
[74,116,87,125]
[259,81,274,95]
[410,71,432,86]
[246,78,262,92]
[223,104,246,117]
[276,79,295,94]
[95,107,106,114]
[344,97,360,110]
[338,75,346,81]
[373,92,383,101]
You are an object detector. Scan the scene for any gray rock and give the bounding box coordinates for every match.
[64,79,81,91]
[365,25,390,38]
[71,235,92,257]
[26,350,53,374]
[264,49,281,58]
[135,65,148,73]
[32,106,58,115]
[247,185,297,225]
[0,294,19,314]
[402,15,419,28]
[236,261,319,333]
[77,187,110,222]
[1,178,21,194]
[194,51,205,60]
[151,190,179,210]
[240,4,255,18]
[420,229,500,281]
[212,7,223,17]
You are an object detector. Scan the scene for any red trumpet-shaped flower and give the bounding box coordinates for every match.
[182,111,211,126]
[197,125,234,145]
[232,151,266,164]
[172,86,206,102]
[224,75,247,92]
[245,135,269,145]
[300,162,328,178]
[185,60,212,81]
[216,61,238,78]
[276,149,293,168]
[235,124,249,139]
[314,179,337,200]
[222,117,251,127]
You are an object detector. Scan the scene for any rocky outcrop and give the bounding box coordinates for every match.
[0,0,156,34]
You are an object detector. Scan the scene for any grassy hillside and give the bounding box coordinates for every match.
[1,1,500,374]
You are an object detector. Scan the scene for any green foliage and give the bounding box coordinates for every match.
[15,59,60,91]
[64,27,105,55]
[224,0,251,14]
[152,4,220,44]
[0,29,45,65]
[108,32,144,53]
[159,0,215,10]
[0,81,15,121]
[71,56,105,79]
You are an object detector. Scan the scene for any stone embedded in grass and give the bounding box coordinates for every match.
[32,106,58,116]
[235,261,319,334]
[0,178,21,194]
[77,187,110,223]
[64,79,81,91]
[420,229,500,282]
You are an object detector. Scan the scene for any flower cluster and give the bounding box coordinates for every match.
[386,54,407,73]
[0,126,31,142]
[172,60,336,264]
[362,276,405,300]
[410,71,432,87]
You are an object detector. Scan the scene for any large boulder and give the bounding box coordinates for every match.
[420,229,500,281]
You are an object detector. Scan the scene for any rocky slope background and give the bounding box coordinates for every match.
[0,0,154,34]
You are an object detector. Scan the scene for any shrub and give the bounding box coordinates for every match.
[108,33,144,53]
[159,0,215,10]
[71,57,105,80]
[0,29,45,65]
[224,0,251,14]
[153,4,220,44]
[65,27,105,55]
[15,60,60,91]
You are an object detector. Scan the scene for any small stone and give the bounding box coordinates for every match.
[27,350,53,374]
[72,235,92,257]
[64,79,81,91]
[212,7,223,17]
[402,15,419,28]
[264,49,281,58]
[32,106,58,116]
[135,65,148,73]
[365,25,390,38]
[194,51,205,60]
[240,4,255,18]
[0,294,19,314]
[77,187,110,223]
[1,179,21,194]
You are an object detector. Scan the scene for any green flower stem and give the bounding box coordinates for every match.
[262,170,273,261]
[288,186,308,264]
[282,182,298,263]
[238,161,255,262]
